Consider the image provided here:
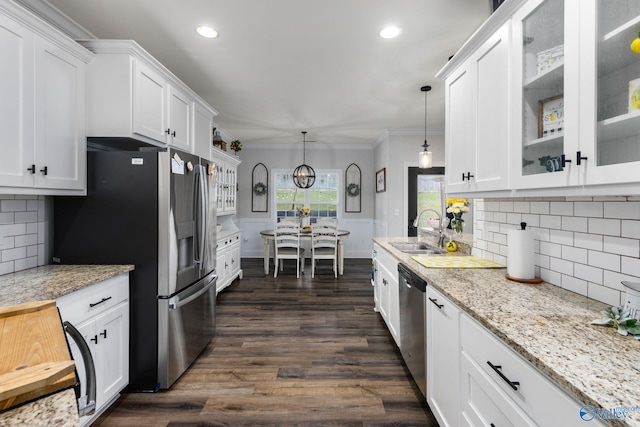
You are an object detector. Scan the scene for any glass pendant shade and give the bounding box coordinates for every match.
[419,85,433,169]
[419,149,432,169]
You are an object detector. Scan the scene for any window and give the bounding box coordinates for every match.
[274,170,340,222]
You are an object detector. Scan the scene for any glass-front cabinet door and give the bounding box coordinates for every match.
[580,0,640,186]
[512,0,581,189]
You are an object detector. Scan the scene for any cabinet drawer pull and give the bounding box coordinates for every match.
[90,335,98,344]
[428,297,444,309]
[487,361,520,391]
[462,172,474,181]
[27,164,36,174]
[100,329,107,339]
[89,296,112,308]
[40,166,48,175]
[165,128,171,135]
[561,154,571,168]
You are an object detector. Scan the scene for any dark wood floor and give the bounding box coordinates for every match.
[94,258,438,426]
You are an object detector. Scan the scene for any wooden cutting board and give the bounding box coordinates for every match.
[411,255,505,269]
[0,300,76,411]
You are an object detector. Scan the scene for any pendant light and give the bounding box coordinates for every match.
[293,131,316,188]
[418,85,433,169]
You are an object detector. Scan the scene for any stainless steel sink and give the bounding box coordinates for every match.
[389,242,447,255]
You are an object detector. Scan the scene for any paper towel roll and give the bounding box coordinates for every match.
[507,226,535,280]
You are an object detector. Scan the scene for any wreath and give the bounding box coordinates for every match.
[253,182,267,196]
[346,182,360,197]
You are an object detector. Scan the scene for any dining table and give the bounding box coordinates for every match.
[259,229,350,276]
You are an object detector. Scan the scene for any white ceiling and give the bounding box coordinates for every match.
[43,0,490,146]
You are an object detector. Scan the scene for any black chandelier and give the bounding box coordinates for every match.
[292,131,316,189]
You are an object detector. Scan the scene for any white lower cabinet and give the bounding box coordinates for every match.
[460,314,607,427]
[426,287,460,427]
[216,231,242,293]
[57,273,130,427]
[373,245,400,347]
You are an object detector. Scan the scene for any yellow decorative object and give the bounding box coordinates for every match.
[411,255,504,269]
[446,241,458,252]
[631,32,640,54]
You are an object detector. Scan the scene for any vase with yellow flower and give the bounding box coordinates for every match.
[446,198,469,234]
[296,206,310,228]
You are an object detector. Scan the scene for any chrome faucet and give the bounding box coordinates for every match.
[413,209,446,247]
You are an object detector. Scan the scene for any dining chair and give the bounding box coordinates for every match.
[273,219,305,278]
[311,221,338,278]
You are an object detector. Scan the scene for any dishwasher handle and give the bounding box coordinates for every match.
[63,321,96,417]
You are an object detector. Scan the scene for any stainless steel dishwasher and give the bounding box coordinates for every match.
[398,263,427,398]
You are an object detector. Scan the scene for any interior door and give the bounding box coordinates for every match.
[407,166,445,237]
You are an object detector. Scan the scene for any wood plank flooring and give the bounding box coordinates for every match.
[93,258,439,426]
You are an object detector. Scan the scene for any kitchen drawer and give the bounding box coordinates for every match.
[461,315,597,427]
[460,351,535,426]
[57,273,129,326]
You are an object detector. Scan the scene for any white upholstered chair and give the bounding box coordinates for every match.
[311,221,338,278]
[273,219,305,278]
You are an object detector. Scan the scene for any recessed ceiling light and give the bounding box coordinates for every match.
[379,26,401,39]
[196,26,218,38]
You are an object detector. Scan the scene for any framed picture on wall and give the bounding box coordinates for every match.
[376,168,386,193]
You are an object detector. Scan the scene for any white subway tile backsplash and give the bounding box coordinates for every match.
[530,201,550,214]
[574,232,603,251]
[588,218,621,236]
[549,230,573,246]
[0,195,46,274]
[587,283,620,307]
[588,250,620,271]
[603,201,640,220]
[603,236,640,258]
[562,246,588,264]
[540,215,562,229]
[1,199,27,212]
[621,256,640,277]
[477,197,640,306]
[574,264,603,285]
[550,257,574,275]
[550,201,574,216]
[574,201,603,218]
[622,220,640,239]
[562,275,588,296]
[562,216,588,232]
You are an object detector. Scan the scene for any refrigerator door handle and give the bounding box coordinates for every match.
[169,276,217,311]
[194,165,207,273]
[63,320,96,417]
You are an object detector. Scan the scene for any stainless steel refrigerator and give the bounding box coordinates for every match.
[54,147,218,391]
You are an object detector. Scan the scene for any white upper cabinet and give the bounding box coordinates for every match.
[579,0,640,187]
[441,0,640,196]
[193,100,215,160]
[511,0,580,190]
[81,40,217,152]
[444,23,511,194]
[0,1,91,194]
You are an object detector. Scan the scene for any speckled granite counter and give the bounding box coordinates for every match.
[0,389,78,427]
[374,236,640,427]
[0,264,134,307]
[0,264,134,426]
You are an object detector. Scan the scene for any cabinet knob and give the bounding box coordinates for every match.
[576,151,588,166]
[40,166,48,175]
[27,164,36,174]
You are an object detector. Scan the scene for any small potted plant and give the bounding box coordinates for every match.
[230,140,242,156]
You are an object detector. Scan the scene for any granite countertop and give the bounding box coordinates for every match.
[374,236,640,427]
[0,264,134,425]
[0,264,134,307]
